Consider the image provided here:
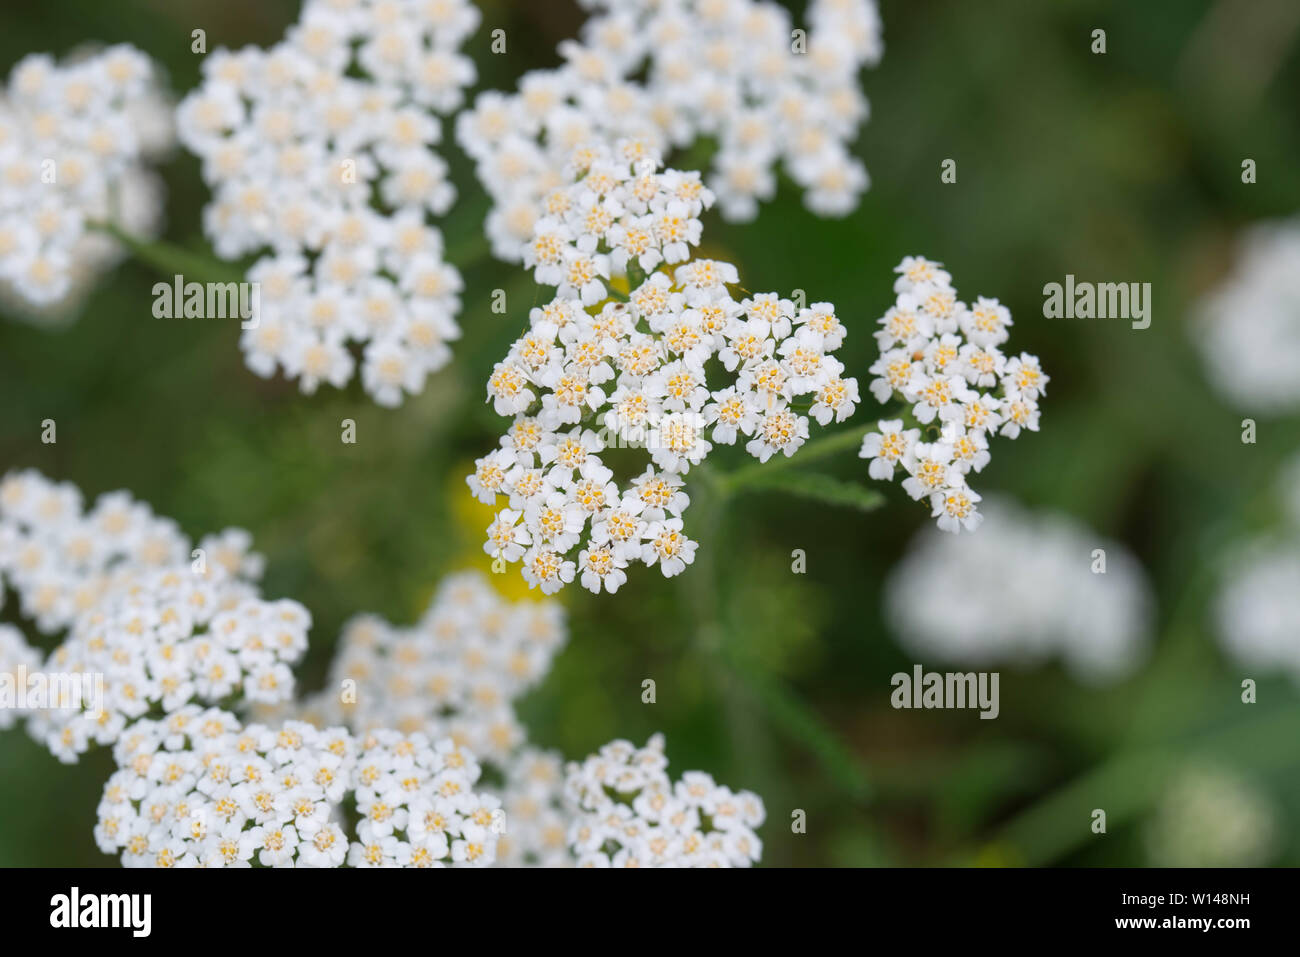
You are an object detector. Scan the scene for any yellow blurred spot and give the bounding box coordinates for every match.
[442,458,543,604]
[971,842,1023,868]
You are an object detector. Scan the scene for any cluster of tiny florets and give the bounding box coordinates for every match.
[0,45,173,316]
[565,734,765,867]
[860,257,1047,533]
[0,468,263,636]
[94,709,501,867]
[28,565,308,763]
[457,0,883,260]
[177,0,480,405]
[349,728,500,867]
[95,709,351,867]
[471,144,858,594]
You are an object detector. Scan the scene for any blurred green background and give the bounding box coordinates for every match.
[2,0,1299,867]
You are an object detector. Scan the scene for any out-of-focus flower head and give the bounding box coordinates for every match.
[458,0,883,261]
[177,0,481,405]
[0,468,263,637]
[0,45,174,319]
[1194,219,1300,413]
[289,571,566,766]
[1145,763,1278,868]
[885,496,1153,683]
[1213,448,1300,685]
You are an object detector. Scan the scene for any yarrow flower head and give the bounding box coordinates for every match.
[1193,219,1300,413]
[26,564,309,763]
[177,0,481,405]
[95,709,351,867]
[471,143,859,594]
[347,728,500,867]
[0,468,263,636]
[859,257,1047,533]
[457,0,883,261]
[0,45,174,317]
[565,733,765,867]
[885,497,1152,683]
[94,709,500,867]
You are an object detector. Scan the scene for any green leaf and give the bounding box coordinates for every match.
[729,470,886,512]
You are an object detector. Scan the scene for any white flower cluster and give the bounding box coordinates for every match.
[348,728,500,867]
[0,45,173,316]
[0,469,263,636]
[471,143,859,594]
[27,564,309,763]
[457,0,883,260]
[885,497,1153,683]
[1194,219,1300,412]
[0,623,42,730]
[177,0,481,405]
[94,708,499,867]
[565,734,765,867]
[860,257,1048,533]
[1212,451,1300,684]
[292,571,566,765]
[96,710,350,867]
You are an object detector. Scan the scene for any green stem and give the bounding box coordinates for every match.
[689,463,874,802]
[90,222,248,285]
[967,703,1300,866]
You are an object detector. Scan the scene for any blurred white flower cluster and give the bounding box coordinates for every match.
[292,571,566,765]
[885,497,1153,683]
[1145,764,1278,868]
[177,0,481,405]
[1194,219,1300,413]
[94,709,500,867]
[565,733,765,867]
[860,257,1048,533]
[1212,450,1300,684]
[29,566,308,763]
[0,45,173,317]
[495,746,571,867]
[457,0,883,261]
[0,468,262,635]
[471,142,859,594]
